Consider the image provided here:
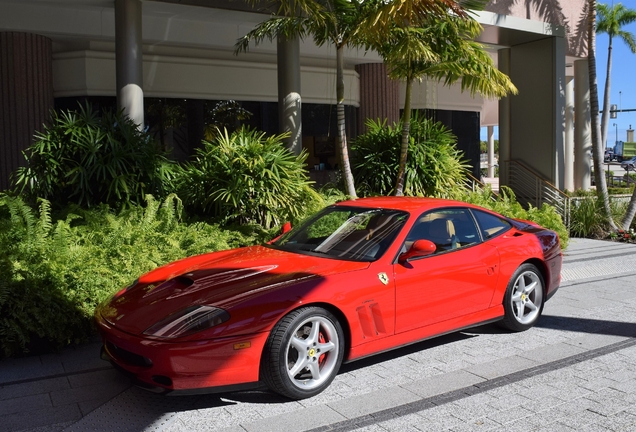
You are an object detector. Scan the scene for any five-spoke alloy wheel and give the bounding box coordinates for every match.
[500,263,545,332]
[261,307,344,399]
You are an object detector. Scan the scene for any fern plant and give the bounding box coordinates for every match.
[0,193,259,358]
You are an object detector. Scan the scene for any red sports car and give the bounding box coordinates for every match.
[95,197,562,399]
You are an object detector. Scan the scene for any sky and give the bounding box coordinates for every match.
[480,0,636,144]
[596,0,636,147]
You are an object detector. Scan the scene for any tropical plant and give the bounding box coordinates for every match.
[363,13,517,195]
[596,2,636,230]
[0,193,260,358]
[236,0,476,199]
[569,196,608,238]
[178,127,318,229]
[204,100,253,139]
[587,0,617,230]
[352,116,470,197]
[597,3,636,149]
[12,104,176,209]
[235,0,370,198]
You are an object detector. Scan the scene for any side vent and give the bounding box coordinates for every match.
[356,303,386,339]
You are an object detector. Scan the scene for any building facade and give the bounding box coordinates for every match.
[0,0,591,195]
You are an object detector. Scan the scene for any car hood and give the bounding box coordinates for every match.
[99,245,368,335]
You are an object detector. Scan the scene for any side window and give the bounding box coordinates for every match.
[405,208,480,254]
[472,209,512,240]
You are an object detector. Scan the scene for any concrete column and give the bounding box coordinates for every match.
[355,63,399,133]
[564,75,575,191]
[498,48,511,187]
[277,35,302,155]
[555,37,566,191]
[506,37,565,190]
[574,59,591,190]
[0,32,53,191]
[115,0,144,129]
[487,126,495,178]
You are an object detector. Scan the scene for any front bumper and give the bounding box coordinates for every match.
[96,312,269,392]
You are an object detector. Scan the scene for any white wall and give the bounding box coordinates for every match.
[53,50,360,105]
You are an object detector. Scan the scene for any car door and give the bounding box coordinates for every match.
[393,208,500,333]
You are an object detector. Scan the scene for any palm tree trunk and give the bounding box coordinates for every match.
[588,0,618,230]
[600,37,613,148]
[336,45,357,198]
[621,185,636,229]
[394,78,413,196]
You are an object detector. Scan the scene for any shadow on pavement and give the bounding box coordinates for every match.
[536,314,636,337]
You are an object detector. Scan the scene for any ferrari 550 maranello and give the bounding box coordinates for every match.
[95,197,562,399]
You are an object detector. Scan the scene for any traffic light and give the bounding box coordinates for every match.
[611,104,617,119]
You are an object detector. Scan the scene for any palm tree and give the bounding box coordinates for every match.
[597,3,636,152]
[236,0,375,198]
[587,0,618,230]
[236,0,474,199]
[365,14,517,195]
[588,3,636,230]
[597,2,636,230]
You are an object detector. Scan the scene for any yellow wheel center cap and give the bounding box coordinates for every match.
[309,348,316,357]
[521,294,527,301]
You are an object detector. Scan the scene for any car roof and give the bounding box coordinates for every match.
[333,196,481,213]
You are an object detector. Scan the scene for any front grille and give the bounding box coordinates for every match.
[105,341,153,368]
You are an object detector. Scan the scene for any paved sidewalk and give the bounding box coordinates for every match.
[1,238,636,432]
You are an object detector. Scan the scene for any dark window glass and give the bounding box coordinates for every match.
[472,210,512,240]
[272,206,408,261]
[405,208,480,254]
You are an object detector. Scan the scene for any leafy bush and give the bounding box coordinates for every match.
[0,194,259,358]
[568,196,606,238]
[178,127,318,229]
[568,195,633,238]
[13,104,176,208]
[352,116,471,197]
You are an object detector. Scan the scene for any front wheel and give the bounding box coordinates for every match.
[499,263,545,332]
[261,307,344,399]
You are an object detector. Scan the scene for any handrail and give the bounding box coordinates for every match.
[507,160,571,228]
[464,173,485,192]
[462,173,501,202]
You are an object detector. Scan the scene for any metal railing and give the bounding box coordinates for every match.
[507,160,571,227]
[464,173,486,193]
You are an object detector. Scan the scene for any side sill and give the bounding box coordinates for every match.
[344,317,502,364]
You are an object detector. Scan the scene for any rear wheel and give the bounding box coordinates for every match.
[499,263,545,332]
[261,307,344,399]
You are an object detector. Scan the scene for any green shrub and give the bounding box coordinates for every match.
[13,104,176,208]
[178,127,318,229]
[569,196,607,238]
[0,194,258,358]
[352,116,471,197]
[607,187,634,195]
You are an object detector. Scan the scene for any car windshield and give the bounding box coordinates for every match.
[271,206,409,261]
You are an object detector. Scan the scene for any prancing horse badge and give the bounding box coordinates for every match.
[378,272,389,285]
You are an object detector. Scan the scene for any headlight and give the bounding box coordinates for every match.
[143,305,230,338]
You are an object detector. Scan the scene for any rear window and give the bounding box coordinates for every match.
[471,210,512,240]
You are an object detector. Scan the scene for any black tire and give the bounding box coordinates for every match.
[499,263,545,332]
[260,307,344,400]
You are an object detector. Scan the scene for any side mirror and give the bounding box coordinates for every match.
[268,222,293,244]
[399,239,436,263]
